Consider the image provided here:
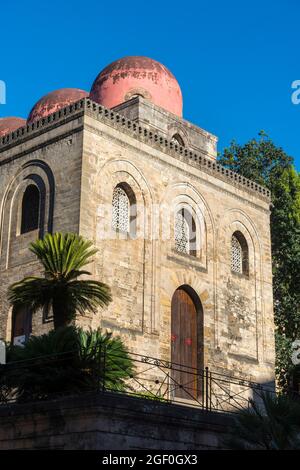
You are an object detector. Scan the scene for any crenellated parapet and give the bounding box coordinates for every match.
[0,97,271,201]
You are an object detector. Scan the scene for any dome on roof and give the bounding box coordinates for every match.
[27,88,88,123]
[90,56,182,117]
[0,117,26,137]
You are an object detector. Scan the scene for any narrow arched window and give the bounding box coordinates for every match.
[130,93,146,99]
[21,184,40,234]
[11,306,32,346]
[112,186,129,232]
[175,208,196,256]
[112,183,136,235]
[231,231,249,275]
[171,133,185,147]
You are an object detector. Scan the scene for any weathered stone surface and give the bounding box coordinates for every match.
[0,392,234,450]
[0,97,275,387]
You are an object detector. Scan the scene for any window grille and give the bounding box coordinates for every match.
[112,186,130,232]
[231,234,243,273]
[175,210,189,254]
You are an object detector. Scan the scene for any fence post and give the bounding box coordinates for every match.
[102,344,106,393]
[205,366,209,411]
[201,369,204,409]
[0,341,5,365]
[209,369,212,411]
[98,341,102,393]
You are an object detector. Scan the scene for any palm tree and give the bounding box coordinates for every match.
[2,326,134,403]
[7,232,112,329]
[225,391,300,450]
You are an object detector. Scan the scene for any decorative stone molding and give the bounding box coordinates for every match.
[0,98,271,201]
[0,99,85,150]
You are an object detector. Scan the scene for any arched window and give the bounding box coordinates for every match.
[130,93,146,99]
[171,133,185,147]
[231,231,249,275]
[21,184,40,234]
[175,208,196,256]
[112,183,136,235]
[11,306,32,346]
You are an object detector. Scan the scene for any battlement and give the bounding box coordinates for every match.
[0,99,85,150]
[0,98,271,201]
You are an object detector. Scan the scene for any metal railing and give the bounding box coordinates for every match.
[0,348,283,413]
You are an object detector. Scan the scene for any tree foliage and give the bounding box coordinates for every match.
[219,132,300,389]
[225,392,300,450]
[7,232,112,329]
[1,326,134,403]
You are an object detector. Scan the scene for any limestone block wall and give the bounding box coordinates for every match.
[0,114,84,340]
[0,98,275,387]
[79,110,275,385]
[114,97,218,159]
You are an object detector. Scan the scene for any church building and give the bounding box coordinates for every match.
[0,56,275,394]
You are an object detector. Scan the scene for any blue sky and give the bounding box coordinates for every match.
[1,0,299,169]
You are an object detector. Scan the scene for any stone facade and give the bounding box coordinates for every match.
[0,96,275,386]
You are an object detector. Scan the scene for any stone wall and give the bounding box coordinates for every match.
[0,392,234,450]
[0,98,275,387]
[0,112,84,339]
[114,96,218,159]
[79,106,275,385]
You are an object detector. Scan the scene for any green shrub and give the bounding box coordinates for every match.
[1,326,134,403]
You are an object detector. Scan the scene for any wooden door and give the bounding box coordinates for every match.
[171,288,198,400]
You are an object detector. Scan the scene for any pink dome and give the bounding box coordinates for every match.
[90,56,183,117]
[0,117,26,137]
[27,88,88,123]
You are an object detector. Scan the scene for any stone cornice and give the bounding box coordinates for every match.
[0,126,83,167]
[0,98,271,202]
[0,100,85,152]
[84,121,270,213]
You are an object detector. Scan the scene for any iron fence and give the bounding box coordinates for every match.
[0,348,284,413]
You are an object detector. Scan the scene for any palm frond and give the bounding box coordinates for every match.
[2,327,134,402]
[67,280,112,315]
[7,277,54,314]
[8,232,112,329]
[225,391,300,449]
[30,233,98,277]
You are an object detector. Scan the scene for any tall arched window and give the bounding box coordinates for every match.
[175,208,196,256]
[231,231,249,275]
[112,183,136,235]
[21,184,40,234]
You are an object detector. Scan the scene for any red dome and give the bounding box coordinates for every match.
[27,88,88,123]
[90,56,183,117]
[0,117,26,137]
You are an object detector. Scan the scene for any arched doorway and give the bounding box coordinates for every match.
[171,286,203,400]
